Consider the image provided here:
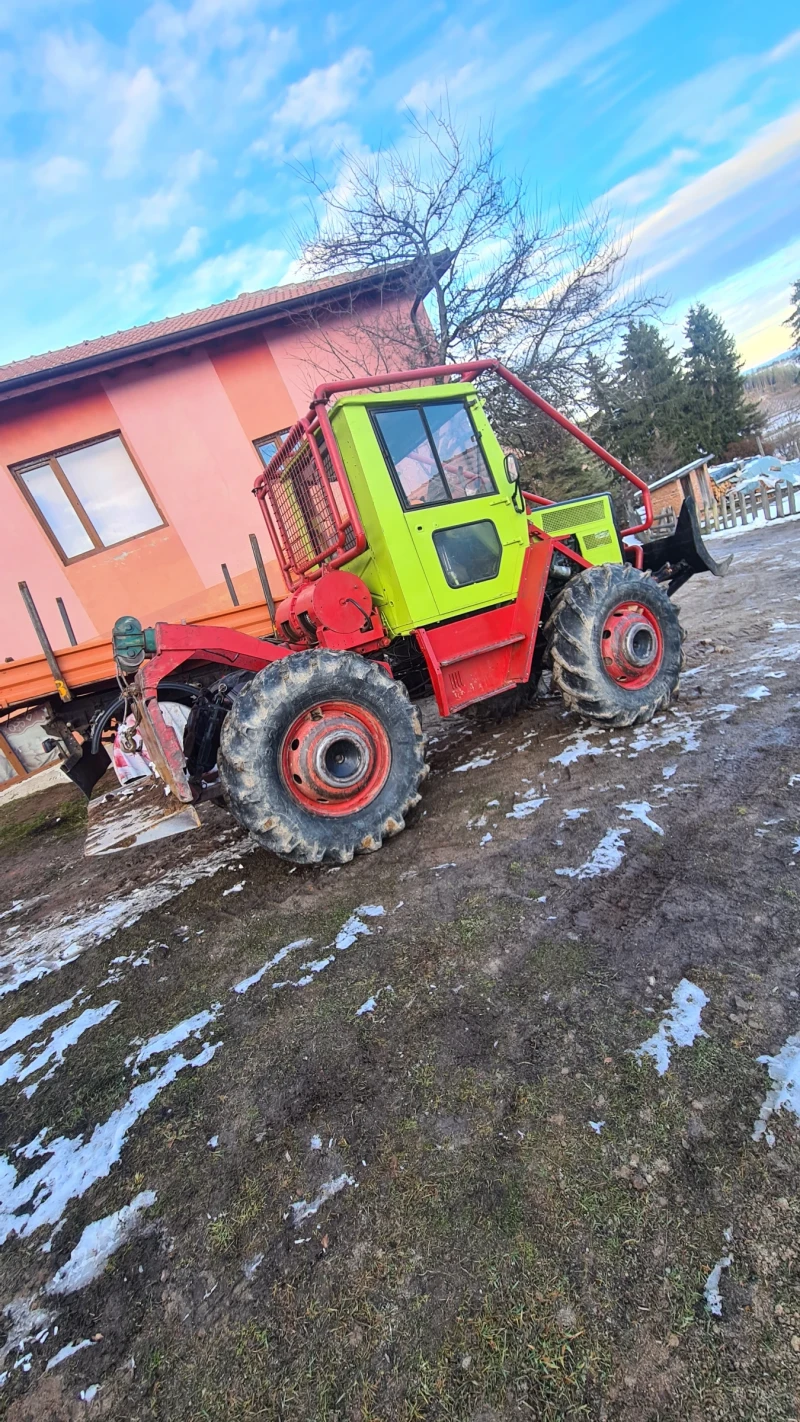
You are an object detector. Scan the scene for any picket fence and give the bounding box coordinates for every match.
[654,482,800,538]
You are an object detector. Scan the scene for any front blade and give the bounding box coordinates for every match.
[85,777,200,856]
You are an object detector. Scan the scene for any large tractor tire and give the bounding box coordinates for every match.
[546,563,684,728]
[218,650,427,865]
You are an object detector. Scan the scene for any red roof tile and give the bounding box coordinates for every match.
[0,263,415,394]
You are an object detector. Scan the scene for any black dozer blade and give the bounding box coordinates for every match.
[640,493,733,597]
[60,741,111,797]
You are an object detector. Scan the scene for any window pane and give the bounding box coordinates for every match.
[432,521,502,588]
[256,431,289,465]
[58,437,160,547]
[375,409,448,507]
[426,402,494,500]
[19,464,94,558]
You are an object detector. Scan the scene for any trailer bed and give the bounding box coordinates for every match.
[1,600,275,713]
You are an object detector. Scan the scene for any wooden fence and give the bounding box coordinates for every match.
[652,482,800,538]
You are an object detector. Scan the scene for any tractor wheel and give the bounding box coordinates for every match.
[546,564,684,727]
[218,650,427,865]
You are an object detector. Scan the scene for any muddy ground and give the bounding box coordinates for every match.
[1,520,799,1421]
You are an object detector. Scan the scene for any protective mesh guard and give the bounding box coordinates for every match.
[261,428,355,574]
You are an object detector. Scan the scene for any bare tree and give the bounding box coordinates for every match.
[294,107,655,445]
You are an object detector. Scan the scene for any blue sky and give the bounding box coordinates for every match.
[0,0,798,371]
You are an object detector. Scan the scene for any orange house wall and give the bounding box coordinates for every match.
[0,298,414,662]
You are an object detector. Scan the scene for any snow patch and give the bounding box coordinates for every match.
[452,755,495,772]
[618,801,663,836]
[291,1173,355,1223]
[633,979,708,1075]
[628,714,700,756]
[550,736,604,767]
[506,791,549,821]
[9,1002,120,1098]
[0,1043,218,1245]
[46,1339,95,1372]
[232,938,314,994]
[743,685,770,700]
[334,904,384,951]
[555,827,629,880]
[356,986,392,1016]
[45,1191,157,1294]
[0,994,78,1059]
[704,1255,732,1317]
[130,1006,221,1075]
[0,840,254,998]
[752,1032,800,1147]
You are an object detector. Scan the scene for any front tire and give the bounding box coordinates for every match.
[546,564,683,727]
[218,650,427,864]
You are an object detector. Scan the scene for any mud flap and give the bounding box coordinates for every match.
[85,778,200,857]
[640,494,733,596]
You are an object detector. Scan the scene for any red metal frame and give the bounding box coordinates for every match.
[135,621,291,802]
[255,359,653,596]
[309,359,654,536]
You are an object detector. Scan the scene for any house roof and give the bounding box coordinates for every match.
[648,454,713,491]
[0,256,448,403]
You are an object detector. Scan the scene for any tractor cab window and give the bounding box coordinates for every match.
[373,401,495,509]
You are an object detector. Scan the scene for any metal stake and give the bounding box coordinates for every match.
[249,533,276,624]
[18,582,72,701]
[221,564,239,607]
[56,597,78,647]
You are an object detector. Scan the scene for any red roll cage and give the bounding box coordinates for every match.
[253,358,653,592]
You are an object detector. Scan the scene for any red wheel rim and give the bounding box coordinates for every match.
[601,601,663,689]
[280,700,391,817]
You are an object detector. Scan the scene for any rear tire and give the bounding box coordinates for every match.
[546,564,683,727]
[218,650,427,864]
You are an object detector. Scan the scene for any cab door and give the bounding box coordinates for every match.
[370,398,527,620]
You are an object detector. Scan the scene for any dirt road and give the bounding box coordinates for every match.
[1,520,799,1421]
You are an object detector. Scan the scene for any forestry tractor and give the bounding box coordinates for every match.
[107,359,729,864]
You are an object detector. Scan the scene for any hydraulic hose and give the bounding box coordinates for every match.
[89,681,200,756]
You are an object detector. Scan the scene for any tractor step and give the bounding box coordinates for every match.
[85,778,200,856]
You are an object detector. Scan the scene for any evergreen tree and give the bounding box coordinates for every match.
[590,321,685,478]
[683,304,762,458]
[787,278,800,351]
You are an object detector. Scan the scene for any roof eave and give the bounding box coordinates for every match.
[0,262,435,405]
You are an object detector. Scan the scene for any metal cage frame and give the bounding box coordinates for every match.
[253,359,654,592]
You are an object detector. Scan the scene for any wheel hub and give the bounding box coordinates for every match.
[281,700,391,816]
[601,602,663,689]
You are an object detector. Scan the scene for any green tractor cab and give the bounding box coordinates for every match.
[105,358,727,864]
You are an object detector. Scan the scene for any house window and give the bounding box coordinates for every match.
[255,430,290,466]
[13,434,162,562]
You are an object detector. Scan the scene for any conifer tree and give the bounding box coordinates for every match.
[787,279,800,351]
[590,321,685,477]
[683,304,761,458]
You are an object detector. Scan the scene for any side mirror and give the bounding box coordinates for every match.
[504,453,520,484]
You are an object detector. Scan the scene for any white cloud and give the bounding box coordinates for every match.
[106,66,162,178]
[126,149,208,231]
[174,225,205,261]
[275,47,371,132]
[601,148,697,213]
[171,242,289,310]
[628,106,800,272]
[620,26,800,164]
[32,155,88,193]
[523,0,671,99]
